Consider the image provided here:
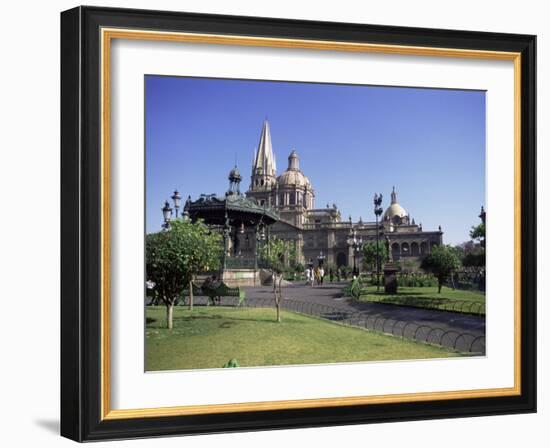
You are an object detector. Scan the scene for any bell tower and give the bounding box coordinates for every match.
[247,120,277,206]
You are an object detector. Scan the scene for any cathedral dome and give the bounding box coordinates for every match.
[383,187,408,220]
[383,203,408,220]
[277,170,311,188]
[277,150,312,189]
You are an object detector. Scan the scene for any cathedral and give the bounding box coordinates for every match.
[243,120,443,268]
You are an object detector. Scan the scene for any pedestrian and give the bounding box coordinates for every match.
[305,267,311,286]
[336,267,341,282]
[313,266,320,285]
[329,268,334,283]
[319,266,325,285]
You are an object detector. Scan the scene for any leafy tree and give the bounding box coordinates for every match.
[293,262,305,274]
[421,245,462,293]
[286,240,298,270]
[462,249,485,268]
[470,223,486,248]
[146,219,223,329]
[362,241,388,272]
[456,224,486,269]
[258,236,288,322]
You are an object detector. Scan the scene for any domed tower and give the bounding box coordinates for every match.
[383,186,410,229]
[276,150,314,227]
[226,165,242,196]
[247,120,277,206]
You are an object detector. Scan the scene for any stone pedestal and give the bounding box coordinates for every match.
[220,268,260,287]
[384,262,399,294]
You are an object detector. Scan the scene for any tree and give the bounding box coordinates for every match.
[455,224,486,269]
[258,236,288,322]
[421,245,461,293]
[146,219,223,329]
[470,223,486,248]
[460,245,485,268]
[361,241,388,272]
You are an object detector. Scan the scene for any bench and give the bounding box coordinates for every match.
[182,281,246,306]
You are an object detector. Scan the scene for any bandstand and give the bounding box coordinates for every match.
[183,166,280,286]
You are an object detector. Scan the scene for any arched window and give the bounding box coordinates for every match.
[411,242,419,256]
[289,191,296,205]
[420,242,428,255]
[401,242,410,257]
[279,193,285,206]
[391,243,400,260]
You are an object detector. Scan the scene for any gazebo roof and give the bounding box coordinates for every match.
[185,193,279,226]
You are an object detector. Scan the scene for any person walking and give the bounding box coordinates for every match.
[305,267,311,286]
[313,266,320,285]
[319,266,325,285]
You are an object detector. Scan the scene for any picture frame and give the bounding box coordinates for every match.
[60,5,536,442]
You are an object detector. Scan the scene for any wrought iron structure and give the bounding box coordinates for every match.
[373,193,384,291]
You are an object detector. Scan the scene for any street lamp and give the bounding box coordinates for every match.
[171,189,182,218]
[161,200,172,230]
[401,245,409,272]
[347,228,362,277]
[373,193,384,291]
[254,223,266,268]
[317,251,325,267]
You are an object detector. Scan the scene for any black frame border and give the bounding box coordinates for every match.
[61,6,536,442]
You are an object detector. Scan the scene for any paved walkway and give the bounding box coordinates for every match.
[242,282,486,354]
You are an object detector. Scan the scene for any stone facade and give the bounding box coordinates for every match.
[240,120,443,268]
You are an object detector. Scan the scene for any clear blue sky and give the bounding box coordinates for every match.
[145,75,485,245]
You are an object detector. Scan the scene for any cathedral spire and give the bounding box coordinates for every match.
[252,120,276,178]
[391,186,397,204]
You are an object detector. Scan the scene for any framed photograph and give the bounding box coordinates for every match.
[60,6,536,442]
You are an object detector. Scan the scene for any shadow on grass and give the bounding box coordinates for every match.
[358,294,485,315]
[169,312,301,326]
[367,291,427,297]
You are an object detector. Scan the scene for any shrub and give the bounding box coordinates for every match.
[222,358,239,368]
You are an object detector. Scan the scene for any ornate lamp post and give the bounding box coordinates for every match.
[401,245,409,272]
[347,228,362,277]
[254,223,266,270]
[171,189,181,218]
[373,193,384,291]
[317,251,325,267]
[222,212,231,269]
[161,200,172,230]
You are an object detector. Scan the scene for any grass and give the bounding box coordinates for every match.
[145,306,458,371]
[356,286,486,315]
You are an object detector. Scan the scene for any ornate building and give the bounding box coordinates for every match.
[243,120,443,268]
[173,120,443,273]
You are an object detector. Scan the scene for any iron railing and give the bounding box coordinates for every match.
[174,295,485,354]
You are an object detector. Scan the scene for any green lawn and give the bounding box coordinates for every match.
[357,286,486,315]
[146,306,458,371]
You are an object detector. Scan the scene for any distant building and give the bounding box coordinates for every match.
[241,120,443,267]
